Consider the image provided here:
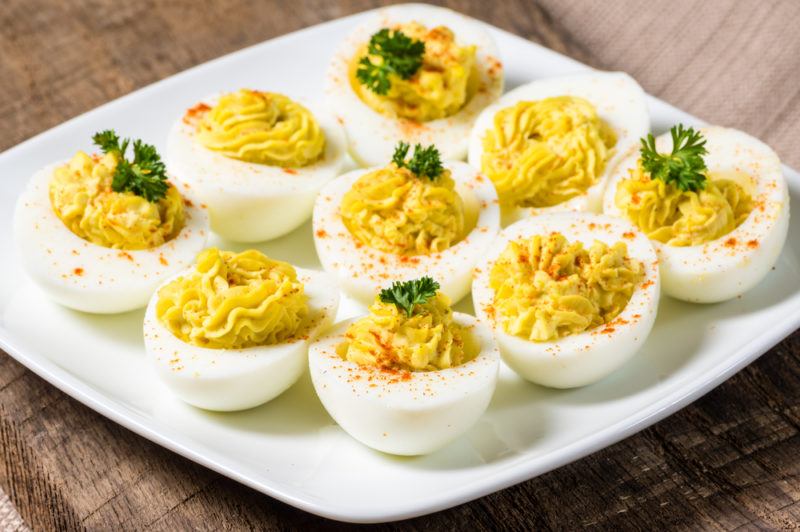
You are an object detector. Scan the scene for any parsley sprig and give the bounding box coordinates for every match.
[92,130,169,202]
[356,28,425,95]
[379,277,440,317]
[640,124,708,192]
[392,141,444,180]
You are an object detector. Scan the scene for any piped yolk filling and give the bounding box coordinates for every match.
[489,233,642,342]
[615,164,753,246]
[196,89,326,167]
[350,22,478,122]
[156,248,308,350]
[481,96,616,208]
[340,164,465,256]
[338,292,472,371]
[49,151,185,250]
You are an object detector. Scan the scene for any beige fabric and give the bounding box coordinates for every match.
[0,487,28,532]
[534,0,800,168]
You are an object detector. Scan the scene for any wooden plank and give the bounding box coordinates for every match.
[1,0,798,529]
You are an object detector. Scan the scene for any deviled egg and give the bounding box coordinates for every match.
[144,247,339,411]
[603,125,790,303]
[13,130,208,314]
[309,277,499,455]
[467,72,649,224]
[325,3,504,166]
[166,89,347,242]
[313,142,500,304]
[472,212,660,388]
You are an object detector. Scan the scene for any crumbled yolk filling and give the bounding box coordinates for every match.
[340,163,465,256]
[156,248,308,349]
[481,96,617,208]
[49,151,184,250]
[351,22,478,122]
[196,89,326,167]
[338,292,471,371]
[615,164,753,246]
[489,233,642,342]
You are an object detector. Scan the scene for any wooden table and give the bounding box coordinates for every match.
[2,1,799,529]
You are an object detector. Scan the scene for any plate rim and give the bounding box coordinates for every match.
[1,3,798,524]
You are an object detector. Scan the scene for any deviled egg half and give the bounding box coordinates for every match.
[13,130,208,314]
[144,248,339,411]
[166,89,347,242]
[472,212,660,388]
[313,142,500,304]
[603,125,790,303]
[309,277,499,455]
[468,72,649,225]
[325,3,504,166]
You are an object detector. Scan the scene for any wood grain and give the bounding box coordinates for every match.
[1,0,799,529]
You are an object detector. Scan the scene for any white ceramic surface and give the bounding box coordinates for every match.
[0,4,798,524]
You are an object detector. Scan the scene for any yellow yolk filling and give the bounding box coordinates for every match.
[49,151,184,250]
[489,233,642,342]
[338,292,470,371]
[156,248,308,349]
[351,22,478,122]
[196,89,325,167]
[340,164,465,256]
[481,96,617,208]
[615,164,753,246]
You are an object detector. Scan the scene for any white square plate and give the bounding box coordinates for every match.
[0,4,798,524]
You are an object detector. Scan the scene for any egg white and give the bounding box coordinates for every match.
[166,96,347,243]
[13,162,209,314]
[144,267,340,412]
[324,3,504,167]
[309,312,499,455]
[312,161,500,305]
[472,212,660,388]
[603,126,790,303]
[467,71,649,225]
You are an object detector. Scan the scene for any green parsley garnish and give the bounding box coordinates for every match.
[378,276,440,317]
[391,141,444,180]
[356,28,425,95]
[640,124,708,192]
[92,130,169,202]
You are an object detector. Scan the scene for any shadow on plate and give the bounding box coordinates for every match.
[4,281,147,350]
[151,369,334,437]
[209,218,321,270]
